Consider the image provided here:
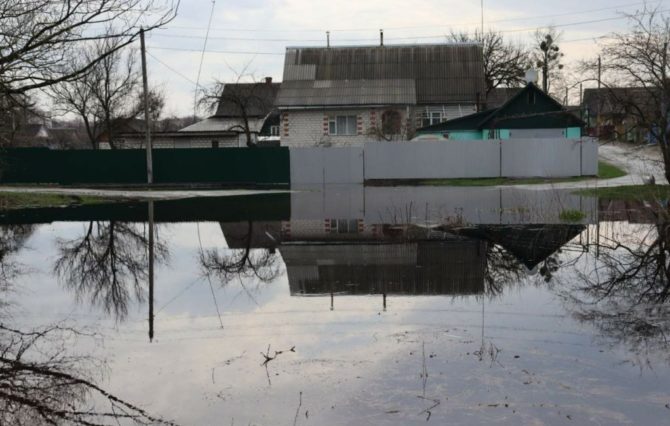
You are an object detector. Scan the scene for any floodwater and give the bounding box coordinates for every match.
[1,185,669,425]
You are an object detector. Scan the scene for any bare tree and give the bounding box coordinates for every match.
[50,36,144,149]
[199,72,278,147]
[582,5,670,181]
[0,0,177,97]
[447,30,530,96]
[533,27,564,93]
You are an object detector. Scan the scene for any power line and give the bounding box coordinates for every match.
[148,5,669,46]
[161,0,661,33]
[194,0,216,117]
[146,50,198,84]
[147,46,284,55]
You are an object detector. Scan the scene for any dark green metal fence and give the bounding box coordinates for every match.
[0,147,290,186]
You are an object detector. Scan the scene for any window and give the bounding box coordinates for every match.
[329,219,359,234]
[270,125,279,136]
[421,111,444,127]
[328,115,357,135]
[382,110,402,134]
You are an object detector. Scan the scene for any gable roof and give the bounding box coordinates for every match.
[485,87,522,109]
[275,43,486,108]
[214,82,281,118]
[418,83,584,132]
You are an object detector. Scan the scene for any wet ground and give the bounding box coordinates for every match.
[1,186,669,425]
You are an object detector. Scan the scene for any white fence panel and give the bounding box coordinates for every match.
[501,138,582,177]
[581,137,598,176]
[290,147,364,184]
[363,140,500,180]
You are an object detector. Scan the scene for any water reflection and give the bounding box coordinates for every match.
[0,323,178,426]
[1,191,669,424]
[53,220,168,321]
[562,208,670,366]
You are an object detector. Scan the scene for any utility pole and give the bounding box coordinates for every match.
[326,31,330,48]
[597,56,601,138]
[140,28,153,184]
[148,200,155,342]
[481,0,484,35]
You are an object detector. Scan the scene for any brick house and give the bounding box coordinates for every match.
[274,43,486,147]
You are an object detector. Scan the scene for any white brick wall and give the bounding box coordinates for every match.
[281,105,476,147]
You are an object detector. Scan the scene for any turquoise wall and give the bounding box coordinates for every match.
[418,127,580,140]
[566,127,581,138]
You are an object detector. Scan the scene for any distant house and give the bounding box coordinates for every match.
[274,43,486,146]
[416,82,583,140]
[582,87,658,143]
[180,78,281,147]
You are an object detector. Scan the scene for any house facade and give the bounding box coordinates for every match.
[582,87,658,143]
[274,43,486,147]
[179,78,281,147]
[416,83,583,140]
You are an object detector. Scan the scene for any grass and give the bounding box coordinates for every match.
[575,184,670,201]
[559,209,587,222]
[366,160,627,187]
[0,192,111,210]
[597,160,627,179]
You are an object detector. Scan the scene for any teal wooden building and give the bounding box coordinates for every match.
[416,83,584,140]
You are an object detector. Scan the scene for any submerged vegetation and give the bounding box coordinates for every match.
[576,185,670,201]
[559,209,586,222]
[0,192,111,210]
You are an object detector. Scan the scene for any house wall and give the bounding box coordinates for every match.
[281,104,476,147]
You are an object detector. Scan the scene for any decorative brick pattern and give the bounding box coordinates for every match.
[282,112,290,137]
[323,114,329,136]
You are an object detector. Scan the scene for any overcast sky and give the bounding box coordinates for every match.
[138,0,668,117]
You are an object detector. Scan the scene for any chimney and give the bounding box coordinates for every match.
[265,76,272,84]
[380,29,384,46]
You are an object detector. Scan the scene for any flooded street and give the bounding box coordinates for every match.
[1,186,669,425]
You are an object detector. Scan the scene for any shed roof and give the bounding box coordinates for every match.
[276,44,485,107]
[418,83,584,132]
[214,82,280,117]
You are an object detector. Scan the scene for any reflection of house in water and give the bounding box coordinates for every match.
[456,225,585,270]
[221,219,584,296]
[273,219,586,297]
[281,240,487,296]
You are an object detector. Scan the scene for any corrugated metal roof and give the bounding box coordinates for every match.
[276,44,485,107]
[277,79,416,107]
[179,117,265,133]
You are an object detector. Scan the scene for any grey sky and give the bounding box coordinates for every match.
[137,0,668,117]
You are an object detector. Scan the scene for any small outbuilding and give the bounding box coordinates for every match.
[415,83,584,140]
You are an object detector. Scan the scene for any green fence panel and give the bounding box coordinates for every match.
[0,147,290,186]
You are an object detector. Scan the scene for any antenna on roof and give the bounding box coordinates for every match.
[326,31,330,48]
[380,29,384,46]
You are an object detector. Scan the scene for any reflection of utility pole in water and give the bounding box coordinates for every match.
[148,201,155,342]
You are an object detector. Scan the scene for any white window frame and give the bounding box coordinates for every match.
[328,115,357,136]
[421,110,444,128]
[270,125,279,136]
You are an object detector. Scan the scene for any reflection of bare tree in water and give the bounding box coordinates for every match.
[199,221,282,286]
[565,217,670,365]
[0,225,34,314]
[0,323,177,425]
[54,221,168,321]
